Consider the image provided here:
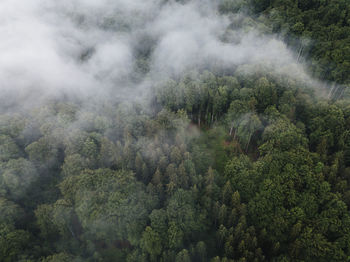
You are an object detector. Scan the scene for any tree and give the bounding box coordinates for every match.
[25,136,60,169]
[61,154,87,178]
[35,204,59,240]
[226,100,249,136]
[195,241,207,262]
[0,224,30,262]
[254,77,277,113]
[140,226,162,261]
[0,135,20,162]
[41,252,82,262]
[0,158,38,200]
[58,169,158,246]
[0,198,24,225]
[175,249,191,262]
[235,113,262,151]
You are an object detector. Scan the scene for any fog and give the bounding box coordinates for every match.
[0,0,317,109]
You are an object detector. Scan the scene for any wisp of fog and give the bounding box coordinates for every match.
[0,0,316,109]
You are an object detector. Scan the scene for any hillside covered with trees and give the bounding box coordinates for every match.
[0,0,349,261]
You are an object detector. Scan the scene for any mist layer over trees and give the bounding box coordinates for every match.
[0,0,349,261]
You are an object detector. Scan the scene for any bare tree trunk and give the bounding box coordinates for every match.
[337,86,346,100]
[68,225,76,239]
[328,83,336,99]
[206,104,210,124]
[245,133,252,152]
[229,122,234,136]
[297,45,303,62]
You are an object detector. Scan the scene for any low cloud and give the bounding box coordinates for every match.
[0,0,318,109]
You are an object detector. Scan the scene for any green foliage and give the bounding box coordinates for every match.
[0,198,24,225]
[0,1,350,261]
[0,158,38,200]
[140,226,162,261]
[58,168,158,246]
[252,0,350,85]
[0,224,31,262]
[0,135,20,162]
[41,252,82,262]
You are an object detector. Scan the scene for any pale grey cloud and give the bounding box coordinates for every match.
[0,0,319,108]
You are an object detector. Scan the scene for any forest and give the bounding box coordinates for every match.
[0,0,350,261]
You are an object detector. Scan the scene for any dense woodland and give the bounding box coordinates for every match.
[1,0,350,261]
[225,0,350,85]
